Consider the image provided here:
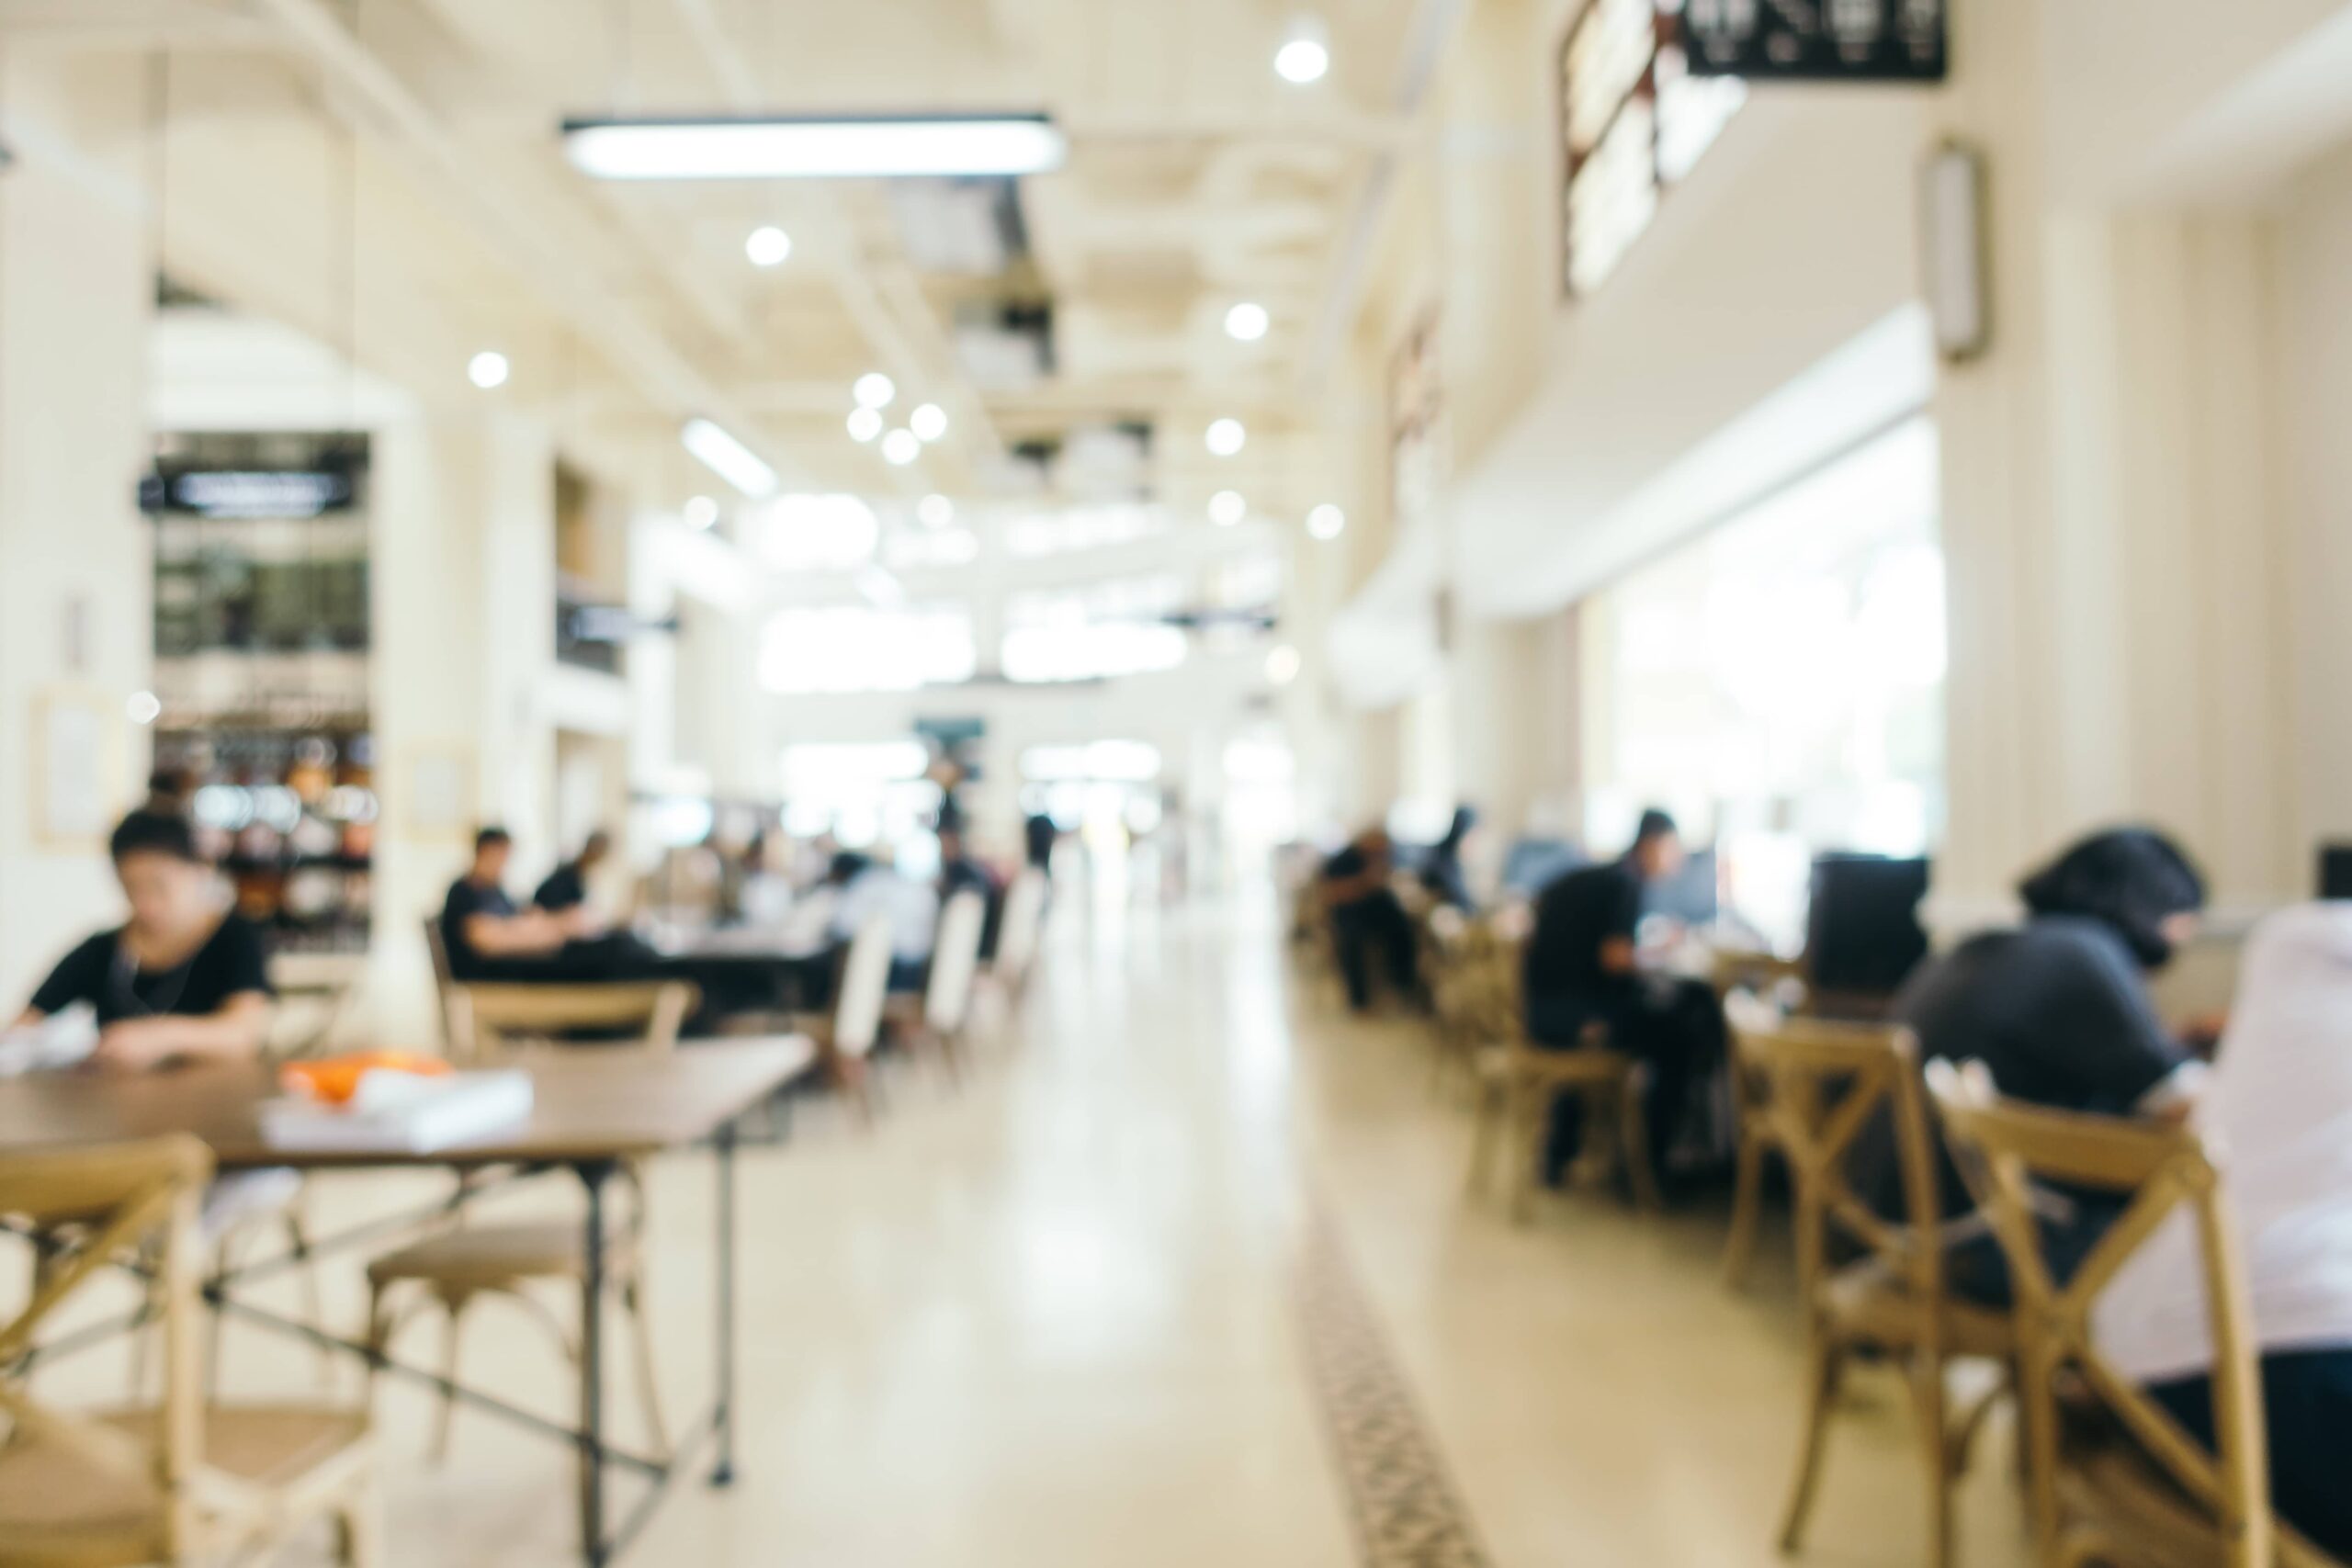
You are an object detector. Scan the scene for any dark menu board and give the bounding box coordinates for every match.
[1681,0,1946,82]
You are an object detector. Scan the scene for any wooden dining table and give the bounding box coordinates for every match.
[0,1037,814,1568]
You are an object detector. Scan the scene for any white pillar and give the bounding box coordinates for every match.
[0,56,155,1006]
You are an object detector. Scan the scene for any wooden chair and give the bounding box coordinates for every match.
[1463,953,1663,1220]
[420,915,458,1053]
[361,982,695,1472]
[988,870,1048,1014]
[888,890,987,1082]
[797,914,895,1122]
[1420,905,1487,1092]
[0,1136,379,1566]
[1748,1019,2014,1568]
[1928,1062,2348,1568]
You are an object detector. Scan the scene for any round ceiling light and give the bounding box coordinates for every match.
[467,350,510,389]
[1209,490,1248,527]
[854,372,897,410]
[881,428,922,467]
[847,407,884,443]
[684,494,720,529]
[1205,418,1247,457]
[1306,502,1346,540]
[918,493,955,528]
[1225,301,1271,342]
[1265,645,1303,685]
[910,402,948,442]
[1275,15,1331,84]
[745,225,793,266]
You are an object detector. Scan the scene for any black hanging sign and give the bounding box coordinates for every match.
[1681,0,1946,82]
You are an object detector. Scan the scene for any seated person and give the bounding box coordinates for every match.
[441,826,616,983]
[1523,808,1725,1192]
[1419,806,1481,911]
[13,810,273,1072]
[2095,903,2352,1559]
[1862,827,2210,1302]
[936,826,1005,958]
[1321,827,1419,1012]
[827,850,939,994]
[534,828,611,916]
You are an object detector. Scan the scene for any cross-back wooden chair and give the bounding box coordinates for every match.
[362,982,695,1476]
[420,915,458,1051]
[1742,1019,2013,1568]
[1420,905,1487,1091]
[1928,1061,2347,1568]
[1463,939,1662,1221]
[0,1136,379,1566]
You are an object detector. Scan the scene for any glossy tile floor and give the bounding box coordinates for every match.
[34,887,2039,1565]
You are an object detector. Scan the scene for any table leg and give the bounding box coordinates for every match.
[710,1122,738,1488]
[577,1158,616,1568]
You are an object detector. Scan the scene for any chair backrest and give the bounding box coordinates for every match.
[992,870,1047,987]
[0,1136,212,1551]
[449,981,699,1062]
[1928,1063,2271,1567]
[833,915,896,1061]
[421,915,458,1049]
[925,891,988,1035]
[1730,1017,1943,1309]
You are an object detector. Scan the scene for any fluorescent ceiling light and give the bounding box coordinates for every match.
[562,115,1069,180]
[1275,15,1331,85]
[684,494,720,529]
[682,417,779,497]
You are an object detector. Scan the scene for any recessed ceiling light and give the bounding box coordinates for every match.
[1275,15,1331,85]
[854,372,897,410]
[847,407,884,443]
[918,493,955,528]
[1225,301,1271,342]
[562,115,1069,181]
[881,428,921,467]
[467,350,510,389]
[1205,418,1247,457]
[1306,502,1346,540]
[127,690,162,725]
[1265,645,1302,685]
[910,402,948,442]
[745,224,792,266]
[684,494,720,529]
[1210,490,1248,526]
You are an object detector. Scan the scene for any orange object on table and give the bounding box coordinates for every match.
[282,1052,452,1106]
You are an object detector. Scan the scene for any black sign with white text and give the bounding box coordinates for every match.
[1681,0,1946,82]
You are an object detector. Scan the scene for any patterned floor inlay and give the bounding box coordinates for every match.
[1294,1203,1495,1568]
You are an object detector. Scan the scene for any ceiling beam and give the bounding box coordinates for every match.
[247,0,801,489]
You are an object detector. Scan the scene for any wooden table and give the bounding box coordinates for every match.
[0,1039,813,1568]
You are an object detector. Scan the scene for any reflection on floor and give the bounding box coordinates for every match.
[32,890,2037,1565]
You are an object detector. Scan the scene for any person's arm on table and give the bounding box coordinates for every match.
[91,991,271,1073]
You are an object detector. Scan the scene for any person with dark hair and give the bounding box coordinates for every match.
[11,809,273,1072]
[1860,825,2212,1303]
[534,829,612,915]
[441,826,598,981]
[1321,826,1420,1012]
[1420,806,1481,911]
[1522,808,1726,1193]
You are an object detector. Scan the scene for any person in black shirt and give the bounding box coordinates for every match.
[534,829,612,915]
[1523,809,1725,1191]
[13,811,274,1072]
[442,827,601,982]
[1322,827,1419,1012]
[1860,826,2210,1303]
[1024,812,1059,873]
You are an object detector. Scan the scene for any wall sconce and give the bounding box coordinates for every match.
[1920,139,1990,363]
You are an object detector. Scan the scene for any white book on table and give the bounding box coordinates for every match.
[260,1069,535,1153]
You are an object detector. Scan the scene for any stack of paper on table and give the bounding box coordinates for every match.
[261,1068,534,1153]
[0,1004,97,1077]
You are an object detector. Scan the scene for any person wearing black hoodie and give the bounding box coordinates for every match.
[1858,826,2211,1303]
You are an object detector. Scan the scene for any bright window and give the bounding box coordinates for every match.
[1001,575,1187,683]
[759,604,976,694]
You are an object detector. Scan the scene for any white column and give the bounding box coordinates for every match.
[0,56,155,1006]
